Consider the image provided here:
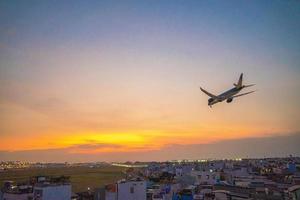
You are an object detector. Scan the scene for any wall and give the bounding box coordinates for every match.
[34,184,71,200]
[117,181,146,200]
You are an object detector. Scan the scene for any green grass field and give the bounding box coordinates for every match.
[0,166,126,192]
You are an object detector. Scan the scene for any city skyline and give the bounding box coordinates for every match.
[0,0,300,162]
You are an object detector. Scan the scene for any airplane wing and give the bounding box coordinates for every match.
[232,91,255,98]
[200,87,218,98]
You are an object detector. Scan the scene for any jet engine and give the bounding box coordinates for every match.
[208,98,214,103]
[226,98,233,103]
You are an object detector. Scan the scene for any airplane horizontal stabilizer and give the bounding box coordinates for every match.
[244,84,255,88]
[232,90,255,98]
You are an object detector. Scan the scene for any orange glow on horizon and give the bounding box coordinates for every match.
[0,124,293,153]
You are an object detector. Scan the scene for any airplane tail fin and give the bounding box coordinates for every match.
[234,73,243,88]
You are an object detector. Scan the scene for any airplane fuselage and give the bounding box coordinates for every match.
[208,87,242,106]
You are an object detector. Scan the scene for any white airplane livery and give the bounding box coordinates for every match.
[200,73,255,107]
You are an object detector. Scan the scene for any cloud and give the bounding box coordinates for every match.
[69,143,123,150]
[66,143,125,154]
[0,133,299,162]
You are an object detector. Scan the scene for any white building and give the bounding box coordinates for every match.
[33,183,71,200]
[175,168,183,177]
[231,167,249,177]
[191,170,220,185]
[117,179,146,200]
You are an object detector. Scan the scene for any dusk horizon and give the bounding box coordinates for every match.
[1,132,300,163]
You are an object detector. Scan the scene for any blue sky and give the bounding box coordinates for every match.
[0,0,299,161]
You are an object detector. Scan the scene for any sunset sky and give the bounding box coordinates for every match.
[0,1,300,162]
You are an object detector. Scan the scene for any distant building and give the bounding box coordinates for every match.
[213,190,250,200]
[287,162,297,174]
[175,168,183,177]
[75,190,94,200]
[151,193,164,200]
[191,170,220,185]
[172,186,196,200]
[213,184,253,199]
[291,175,300,185]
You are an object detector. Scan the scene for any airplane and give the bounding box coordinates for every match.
[200,73,255,107]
